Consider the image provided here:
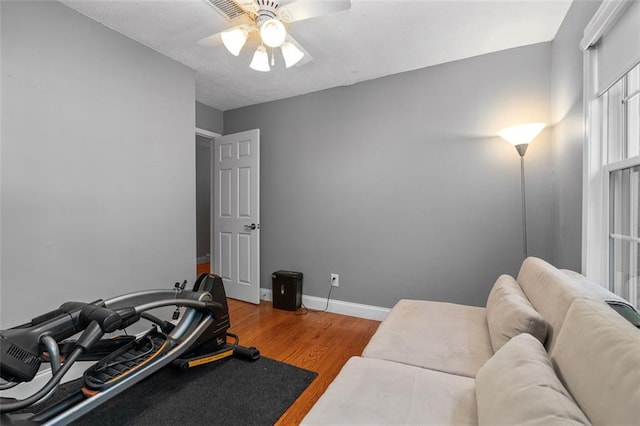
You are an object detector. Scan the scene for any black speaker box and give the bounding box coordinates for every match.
[271,270,303,311]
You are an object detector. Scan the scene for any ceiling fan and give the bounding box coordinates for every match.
[197,0,351,72]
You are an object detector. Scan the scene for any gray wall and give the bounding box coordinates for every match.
[225,43,553,308]
[196,101,223,135]
[196,136,211,260]
[1,1,196,327]
[550,0,601,271]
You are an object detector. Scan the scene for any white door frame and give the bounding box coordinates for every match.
[195,127,220,139]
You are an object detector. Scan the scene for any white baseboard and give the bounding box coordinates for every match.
[260,288,389,321]
[196,255,210,265]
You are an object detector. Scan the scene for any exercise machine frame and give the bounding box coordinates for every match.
[0,273,258,425]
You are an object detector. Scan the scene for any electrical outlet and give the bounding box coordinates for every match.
[331,273,339,287]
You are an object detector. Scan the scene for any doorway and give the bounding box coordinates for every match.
[195,128,219,275]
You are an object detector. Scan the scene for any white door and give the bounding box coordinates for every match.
[212,130,260,304]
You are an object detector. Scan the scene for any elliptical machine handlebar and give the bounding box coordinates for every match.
[1,300,140,385]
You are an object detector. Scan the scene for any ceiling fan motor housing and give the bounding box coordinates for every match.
[255,0,280,27]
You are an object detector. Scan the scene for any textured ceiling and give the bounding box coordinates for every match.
[59,0,573,111]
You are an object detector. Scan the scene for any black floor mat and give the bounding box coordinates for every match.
[20,356,317,425]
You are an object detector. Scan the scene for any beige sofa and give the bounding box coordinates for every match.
[302,257,640,425]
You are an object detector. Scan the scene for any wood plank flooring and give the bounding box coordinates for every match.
[226,299,380,425]
[196,262,380,424]
[196,262,210,276]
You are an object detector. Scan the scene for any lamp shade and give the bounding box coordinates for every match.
[221,27,248,56]
[498,123,545,145]
[249,45,270,72]
[260,19,286,48]
[281,41,304,68]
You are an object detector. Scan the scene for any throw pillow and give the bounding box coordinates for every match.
[486,274,549,351]
[475,333,590,425]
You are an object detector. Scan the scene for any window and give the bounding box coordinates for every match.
[582,1,640,306]
[604,64,640,307]
[609,166,639,306]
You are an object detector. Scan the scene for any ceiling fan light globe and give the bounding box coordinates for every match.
[260,19,286,48]
[281,42,304,68]
[250,45,270,72]
[221,28,248,56]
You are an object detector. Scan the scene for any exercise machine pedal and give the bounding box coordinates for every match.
[45,335,137,362]
[82,331,168,395]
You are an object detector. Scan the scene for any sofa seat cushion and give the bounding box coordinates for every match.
[486,274,549,351]
[362,299,493,377]
[301,356,477,426]
[550,299,640,425]
[476,333,590,425]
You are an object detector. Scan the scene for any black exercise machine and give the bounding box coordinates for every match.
[0,273,259,425]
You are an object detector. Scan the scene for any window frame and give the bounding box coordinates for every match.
[582,0,640,290]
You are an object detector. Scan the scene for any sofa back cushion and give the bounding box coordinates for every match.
[486,274,549,351]
[550,299,640,425]
[518,258,630,352]
[476,333,590,425]
[560,269,627,303]
[517,257,590,351]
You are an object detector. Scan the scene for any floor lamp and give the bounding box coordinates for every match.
[498,123,545,259]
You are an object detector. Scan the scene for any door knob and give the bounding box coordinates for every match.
[244,223,257,230]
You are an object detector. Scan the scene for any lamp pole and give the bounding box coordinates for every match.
[515,143,528,259]
[498,122,544,261]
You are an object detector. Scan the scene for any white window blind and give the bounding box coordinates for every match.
[581,0,640,94]
[597,0,640,93]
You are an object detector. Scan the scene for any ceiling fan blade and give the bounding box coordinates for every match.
[196,32,224,47]
[278,0,351,23]
[233,0,258,17]
[283,33,313,67]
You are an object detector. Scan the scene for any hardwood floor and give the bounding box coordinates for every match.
[227,299,380,425]
[197,263,381,424]
[196,262,210,276]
